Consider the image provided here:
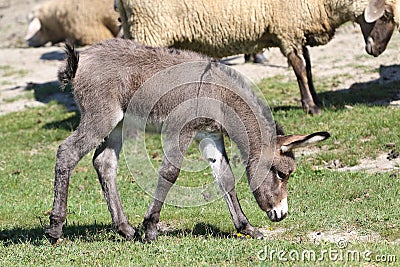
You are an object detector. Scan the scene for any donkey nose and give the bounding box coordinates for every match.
[267,198,288,222]
[267,209,287,222]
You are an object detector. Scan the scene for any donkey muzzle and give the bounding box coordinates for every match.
[267,197,288,222]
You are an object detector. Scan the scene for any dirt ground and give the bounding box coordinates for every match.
[1,2,400,175]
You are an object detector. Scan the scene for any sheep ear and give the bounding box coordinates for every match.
[365,0,386,23]
[24,17,41,40]
[278,132,330,153]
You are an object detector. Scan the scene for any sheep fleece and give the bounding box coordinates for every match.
[117,0,400,57]
[31,0,120,45]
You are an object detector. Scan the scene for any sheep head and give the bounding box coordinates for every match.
[359,0,398,56]
[24,12,65,47]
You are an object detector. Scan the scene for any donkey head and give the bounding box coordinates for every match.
[359,0,397,57]
[252,132,330,222]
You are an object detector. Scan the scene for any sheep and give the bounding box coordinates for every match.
[244,52,268,64]
[24,0,120,47]
[116,0,399,115]
[45,38,330,244]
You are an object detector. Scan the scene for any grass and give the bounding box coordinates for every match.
[1,73,400,266]
[0,65,29,78]
[2,92,34,103]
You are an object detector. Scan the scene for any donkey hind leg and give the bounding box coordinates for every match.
[93,122,135,240]
[143,130,195,242]
[199,133,263,238]
[45,109,124,244]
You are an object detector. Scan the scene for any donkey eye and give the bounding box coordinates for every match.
[276,171,287,180]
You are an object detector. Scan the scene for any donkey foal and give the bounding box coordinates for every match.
[46,38,329,244]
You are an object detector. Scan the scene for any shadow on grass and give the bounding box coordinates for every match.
[271,64,400,112]
[23,81,81,131]
[322,64,400,109]
[319,78,400,110]
[271,105,303,113]
[42,111,80,131]
[0,222,233,246]
[0,222,112,246]
[159,222,232,239]
[25,81,77,112]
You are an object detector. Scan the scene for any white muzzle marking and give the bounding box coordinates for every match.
[267,197,288,222]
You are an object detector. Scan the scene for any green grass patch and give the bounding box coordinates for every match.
[1,71,400,265]
[0,65,29,77]
[2,91,34,103]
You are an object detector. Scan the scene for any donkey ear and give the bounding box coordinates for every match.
[279,132,330,153]
[365,0,386,23]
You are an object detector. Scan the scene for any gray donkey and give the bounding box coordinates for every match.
[46,38,330,244]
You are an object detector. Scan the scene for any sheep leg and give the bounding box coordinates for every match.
[92,123,135,240]
[143,130,194,242]
[45,110,123,244]
[199,133,262,238]
[302,46,321,106]
[287,50,321,115]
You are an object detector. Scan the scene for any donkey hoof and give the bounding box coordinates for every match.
[144,229,158,243]
[253,229,264,239]
[45,225,63,245]
[45,234,59,245]
[116,222,136,240]
[237,226,264,240]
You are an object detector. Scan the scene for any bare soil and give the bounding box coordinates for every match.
[1,1,400,174]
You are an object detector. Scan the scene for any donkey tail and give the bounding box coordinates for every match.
[58,41,79,91]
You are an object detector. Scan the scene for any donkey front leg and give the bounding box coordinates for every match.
[199,133,262,238]
[93,123,135,240]
[142,130,194,242]
[143,157,181,242]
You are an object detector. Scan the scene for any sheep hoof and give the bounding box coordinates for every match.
[303,103,322,115]
[309,106,322,115]
[244,53,267,64]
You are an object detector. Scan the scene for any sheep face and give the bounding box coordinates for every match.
[252,132,330,222]
[24,17,47,47]
[359,13,396,56]
[359,0,397,57]
[24,17,64,47]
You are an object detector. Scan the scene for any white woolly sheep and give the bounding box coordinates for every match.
[116,0,399,114]
[25,0,120,47]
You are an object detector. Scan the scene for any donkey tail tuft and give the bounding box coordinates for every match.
[58,40,79,91]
